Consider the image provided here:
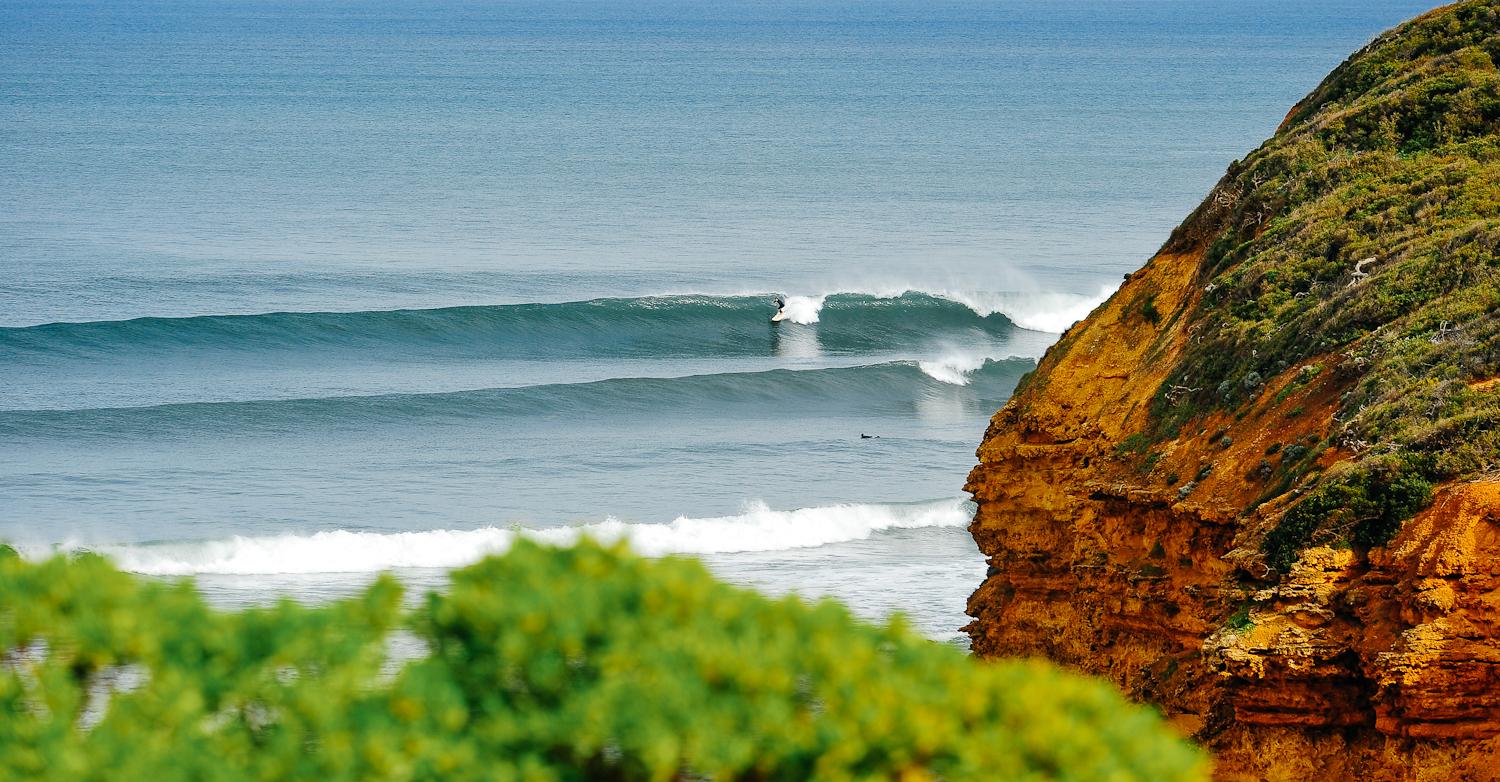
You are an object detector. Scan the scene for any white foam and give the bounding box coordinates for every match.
[916,350,993,385]
[778,295,825,324]
[72,499,973,576]
[930,285,1118,333]
[765,284,1117,334]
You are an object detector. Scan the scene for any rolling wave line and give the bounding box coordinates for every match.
[0,359,1033,439]
[0,291,1058,362]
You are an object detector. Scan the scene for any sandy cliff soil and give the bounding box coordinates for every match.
[966,2,1500,779]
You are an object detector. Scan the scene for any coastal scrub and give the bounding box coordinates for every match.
[0,541,1207,781]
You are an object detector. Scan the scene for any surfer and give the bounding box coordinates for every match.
[771,296,787,322]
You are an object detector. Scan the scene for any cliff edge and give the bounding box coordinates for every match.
[966,2,1500,779]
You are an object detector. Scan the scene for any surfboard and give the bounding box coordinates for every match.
[771,310,787,322]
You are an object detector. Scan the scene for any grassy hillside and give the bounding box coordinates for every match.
[1141,0,1500,572]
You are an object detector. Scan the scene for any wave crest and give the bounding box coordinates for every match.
[55,499,974,575]
[926,286,1117,333]
[1,359,1034,438]
[1,287,1120,363]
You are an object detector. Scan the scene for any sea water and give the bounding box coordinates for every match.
[1,0,1435,641]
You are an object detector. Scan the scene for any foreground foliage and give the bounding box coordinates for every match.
[0,542,1207,781]
[1140,0,1500,572]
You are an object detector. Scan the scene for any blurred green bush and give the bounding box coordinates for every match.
[0,541,1207,781]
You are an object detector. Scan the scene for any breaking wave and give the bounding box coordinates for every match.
[1,289,1112,364]
[50,499,974,575]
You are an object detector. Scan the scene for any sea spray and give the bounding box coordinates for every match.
[925,285,1120,333]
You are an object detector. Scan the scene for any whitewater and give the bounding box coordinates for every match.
[56,499,972,576]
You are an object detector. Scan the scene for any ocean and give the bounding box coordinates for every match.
[1,0,1436,641]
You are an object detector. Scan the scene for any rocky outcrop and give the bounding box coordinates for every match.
[966,2,1500,779]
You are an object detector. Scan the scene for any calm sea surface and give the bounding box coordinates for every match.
[1,0,1436,639]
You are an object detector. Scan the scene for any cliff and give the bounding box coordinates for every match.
[965,2,1500,779]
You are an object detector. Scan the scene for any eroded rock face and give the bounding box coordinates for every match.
[965,2,1500,778]
[966,242,1500,779]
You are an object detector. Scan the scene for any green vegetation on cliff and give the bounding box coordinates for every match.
[0,542,1207,782]
[1145,0,1500,573]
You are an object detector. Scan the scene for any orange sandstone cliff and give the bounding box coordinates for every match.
[966,3,1500,780]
